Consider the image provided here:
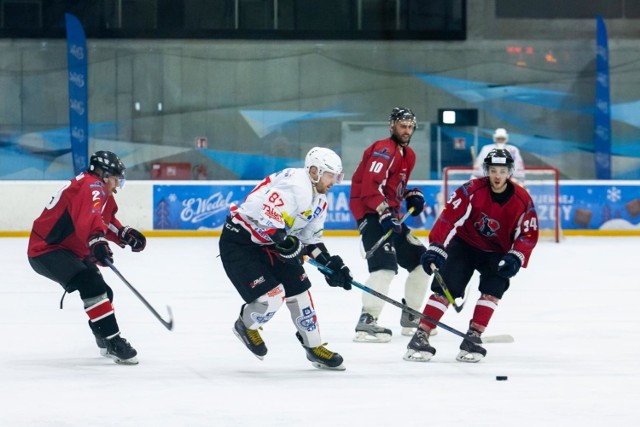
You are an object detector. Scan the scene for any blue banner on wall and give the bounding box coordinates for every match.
[153,183,369,231]
[594,15,612,179]
[65,13,89,175]
[154,182,640,232]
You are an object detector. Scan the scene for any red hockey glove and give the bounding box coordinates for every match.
[119,226,147,252]
[89,235,113,267]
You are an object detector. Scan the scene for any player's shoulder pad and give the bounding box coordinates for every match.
[371,138,397,162]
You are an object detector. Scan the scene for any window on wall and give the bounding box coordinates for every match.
[1,1,42,29]
[496,0,624,19]
[0,0,466,40]
[359,0,399,31]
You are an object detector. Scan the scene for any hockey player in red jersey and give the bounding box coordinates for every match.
[349,107,429,342]
[404,148,538,363]
[27,151,146,365]
[220,147,352,370]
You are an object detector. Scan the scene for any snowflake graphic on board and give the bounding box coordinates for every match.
[168,193,177,203]
[606,187,621,203]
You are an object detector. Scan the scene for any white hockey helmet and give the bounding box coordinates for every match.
[493,128,509,147]
[305,147,344,184]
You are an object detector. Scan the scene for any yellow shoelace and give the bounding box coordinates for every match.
[247,328,264,346]
[312,344,334,360]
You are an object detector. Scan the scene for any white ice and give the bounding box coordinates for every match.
[2,236,639,427]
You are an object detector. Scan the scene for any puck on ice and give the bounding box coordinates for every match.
[496,376,508,381]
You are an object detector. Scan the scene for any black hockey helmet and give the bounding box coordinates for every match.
[483,148,514,176]
[89,151,126,180]
[389,107,417,127]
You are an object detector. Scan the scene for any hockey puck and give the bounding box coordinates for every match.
[496,376,508,381]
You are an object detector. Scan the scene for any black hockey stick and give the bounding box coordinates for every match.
[105,260,174,331]
[362,207,415,259]
[432,266,466,313]
[307,258,512,344]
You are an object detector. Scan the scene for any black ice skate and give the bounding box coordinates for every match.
[105,335,138,365]
[400,299,419,336]
[296,332,345,371]
[354,311,392,343]
[233,316,267,360]
[403,328,436,362]
[456,328,487,363]
[88,320,107,355]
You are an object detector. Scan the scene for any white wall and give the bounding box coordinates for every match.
[3,181,154,232]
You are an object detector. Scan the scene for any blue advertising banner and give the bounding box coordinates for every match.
[153,183,367,231]
[154,183,453,232]
[558,183,640,231]
[153,181,640,232]
[594,15,612,179]
[65,13,89,175]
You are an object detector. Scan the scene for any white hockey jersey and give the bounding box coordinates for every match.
[230,168,327,246]
[473,143,526,182]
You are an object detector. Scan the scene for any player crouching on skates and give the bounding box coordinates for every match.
[27,151,147,365]
[404,148,538,363]
[220,147,352,371]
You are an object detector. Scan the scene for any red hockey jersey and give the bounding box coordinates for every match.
[429,177,538,268]
[349,138,416,220]
[28,172,123,259]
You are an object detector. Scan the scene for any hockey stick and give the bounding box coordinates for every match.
[431,265,466,313]
[361,207,415,259]
[105,260,174,331]
[306,258,512,344]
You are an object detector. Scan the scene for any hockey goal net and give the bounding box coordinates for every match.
[442,167,561,242]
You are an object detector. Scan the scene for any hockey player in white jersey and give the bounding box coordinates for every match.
[219,147,352,370]
[473,128,525,183]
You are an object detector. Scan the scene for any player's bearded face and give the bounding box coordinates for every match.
[488,166,510,193]
[392,120,415,146]
[315,171,338,194]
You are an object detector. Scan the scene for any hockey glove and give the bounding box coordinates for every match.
[420,243,447,276]
[89,235,113,267]
[271,230,304,265]
[404,188,425,216]
[322,255,352,290]
[379,209,402,235]
[497,253,522,279]
[119,226,147,252]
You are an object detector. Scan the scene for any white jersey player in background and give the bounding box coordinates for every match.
[473,128,525,184]
[219,147,353,370]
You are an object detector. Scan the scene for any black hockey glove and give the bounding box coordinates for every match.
[404,188,425,216]
[379,209,402,235]
[322,255,352,290]
[497,253,522,279]
[88,235,113,267]
[119,226,147,252]
[271,229,304,265]
[420,243,447,276]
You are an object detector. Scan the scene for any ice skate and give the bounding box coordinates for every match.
[233,316,267,360]
[296,332,345,371]
[105,335,138,365]
[354,311,392,343]
[456,328,487,363]
[403,328,436,362]
[400,300,419,336]
[88,320,107,356]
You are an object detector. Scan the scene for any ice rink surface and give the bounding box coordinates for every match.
[2,236,639,427]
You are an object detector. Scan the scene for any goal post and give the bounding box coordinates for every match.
[442,166,561,243]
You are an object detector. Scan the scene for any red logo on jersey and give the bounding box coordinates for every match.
[262,204,282,222]
[475,213,500,237]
